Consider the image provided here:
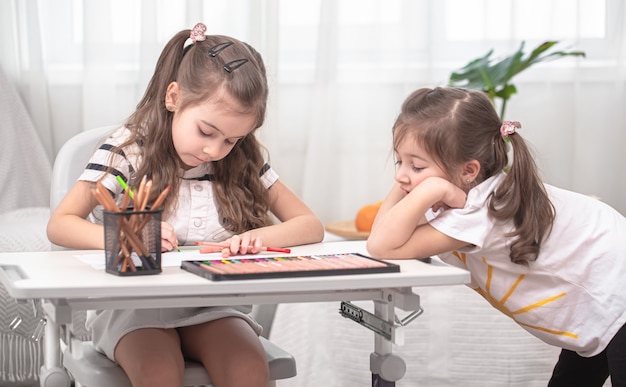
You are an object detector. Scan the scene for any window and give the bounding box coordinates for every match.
[33,0,612,85]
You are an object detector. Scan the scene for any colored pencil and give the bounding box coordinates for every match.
[115,175,135,199]
[193,241,291,254]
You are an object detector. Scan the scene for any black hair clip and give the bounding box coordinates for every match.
[224,59,249,73]
[208,41,234,57]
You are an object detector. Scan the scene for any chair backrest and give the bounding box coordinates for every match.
[50,125,118,212]
[49,125,117,251]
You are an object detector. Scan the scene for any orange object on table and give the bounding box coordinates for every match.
[355,201,382,232]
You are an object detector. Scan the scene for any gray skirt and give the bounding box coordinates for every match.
[86,306,262,361]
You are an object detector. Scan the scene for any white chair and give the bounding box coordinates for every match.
[50,126,296,387]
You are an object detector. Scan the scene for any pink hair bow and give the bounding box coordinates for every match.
[500,121,521,142]
[190,23,207,43]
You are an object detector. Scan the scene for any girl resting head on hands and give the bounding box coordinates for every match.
[367,86,626,387]
[47,23,323,387]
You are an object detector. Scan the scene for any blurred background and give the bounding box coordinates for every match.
[1,0,624,224]
[1,2,623,385]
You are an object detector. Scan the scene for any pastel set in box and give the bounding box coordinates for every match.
[181,253,400,281]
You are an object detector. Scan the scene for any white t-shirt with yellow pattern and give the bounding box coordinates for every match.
[427,172,626,357]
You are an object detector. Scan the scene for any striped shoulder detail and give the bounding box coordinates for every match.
[85,143,134,178]
[259,163,270,176]
[99,143,127,157]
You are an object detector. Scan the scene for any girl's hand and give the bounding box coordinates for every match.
[160,221,179,252]
[416,177,467,212]
[220,233,263,258]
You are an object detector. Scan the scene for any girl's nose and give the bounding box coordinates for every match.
[394,167,408,184]
[203,142,227,160]
[202,144,216,160]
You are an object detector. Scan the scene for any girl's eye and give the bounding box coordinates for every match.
[199,129,213,137]
[225,138,238,145]
[395,159,424,172]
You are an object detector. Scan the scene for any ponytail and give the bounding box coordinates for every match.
[120,30,190,218]
[488,132,555,265]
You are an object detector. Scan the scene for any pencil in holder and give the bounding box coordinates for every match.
[103,207,162,276]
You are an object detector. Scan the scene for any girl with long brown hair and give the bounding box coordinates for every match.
[48,23,323,387]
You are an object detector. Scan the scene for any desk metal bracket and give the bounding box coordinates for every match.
[340,301,394,340]
[339,288,423,345]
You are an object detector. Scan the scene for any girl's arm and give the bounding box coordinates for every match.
[47,181,105,249]
[48,180,185,252]
[372,183,429,231]
[222,180,324,255]
[367,177,470,260]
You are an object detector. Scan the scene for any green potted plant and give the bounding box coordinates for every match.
[448,41,585,118]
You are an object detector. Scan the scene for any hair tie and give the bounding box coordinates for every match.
[500,121,521,142]
[189,23,207,43]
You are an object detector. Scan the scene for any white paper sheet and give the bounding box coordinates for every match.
[75,249,274,270]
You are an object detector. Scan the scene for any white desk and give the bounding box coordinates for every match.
[0,240,469,386]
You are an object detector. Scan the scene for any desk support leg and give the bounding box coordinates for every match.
[370,300,406,387]
[39,303,71,387]
[43,317,60,370]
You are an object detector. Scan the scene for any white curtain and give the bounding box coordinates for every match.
[1,0,624,221]
[0,2,622,384]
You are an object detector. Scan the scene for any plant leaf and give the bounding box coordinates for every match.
[448,40,585,118]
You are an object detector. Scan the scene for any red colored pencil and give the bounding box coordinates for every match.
[193,241,291,254]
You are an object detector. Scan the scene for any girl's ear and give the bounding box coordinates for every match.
[461,160,480,184]
[164,82,180,110]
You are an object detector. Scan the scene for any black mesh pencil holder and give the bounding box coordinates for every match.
[103,207,162,276]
